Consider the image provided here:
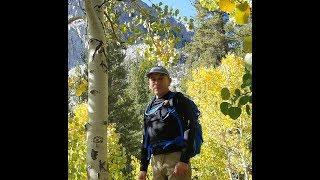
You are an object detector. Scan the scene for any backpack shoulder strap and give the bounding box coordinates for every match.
[143,96,156,149]
[145,96,156,115]
[171,92,187,118]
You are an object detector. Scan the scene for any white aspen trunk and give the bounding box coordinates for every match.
[240,151,248,180]
[238,127,248,180]
[226,151,234,180]
[222,131,233,180]
[84,0,108,179]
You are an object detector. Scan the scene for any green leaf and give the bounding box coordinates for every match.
[175,9,179,16]
[220,102,230,115]
[242,73,252,86]
[159,2,162,6]
[173,26,181,33]
[243,73,251,82]
[166,22,171,29]
[246,105,251,115]
[239,95,250,106]
[245,79,251,86]
[176,37,181,43]
[184,16,188,21]
[169,8,173,15]
[221,88,230,100]
[228,107,242,120]
[188,23,194,30]
[127,36,134,44]
[164,5,168,15]
[234,89,241,98]
[134,28,140,34]
[231,89,241,103]
[121,25,127,33]
[157,6,162,13]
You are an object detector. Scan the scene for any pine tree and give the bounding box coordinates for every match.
[183,2,229,69]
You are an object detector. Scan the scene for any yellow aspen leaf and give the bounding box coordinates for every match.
[72,103,88,128]
[75,87,83,96]
[185,54,250,179]
[75,83,87,97]
[243,35,252,53]
[234,2,250,25]
[219,0,236,13]
[121,25,127,33]
[83,79,88,86]
[68,77,74,87]
[80,83,87,91]
[199,0,219,11]
[156,48,161,56]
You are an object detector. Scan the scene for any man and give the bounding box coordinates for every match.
[138,66,195,180]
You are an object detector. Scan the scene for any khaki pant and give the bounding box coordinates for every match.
[151,151,192,180]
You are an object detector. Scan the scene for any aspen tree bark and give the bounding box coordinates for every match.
[84,0,108,179]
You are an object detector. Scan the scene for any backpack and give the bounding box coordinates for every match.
[143,92,203,160]
[182,93,203,158]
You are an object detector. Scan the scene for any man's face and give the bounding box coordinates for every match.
[148,73,171,97]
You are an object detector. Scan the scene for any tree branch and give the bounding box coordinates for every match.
[78,0,86,15]
[94,0,107,10]
[89,38,104,61]
[131,1,159,49]
[68,16,84,24]
[89,38,108,71]
[104,11,121,43]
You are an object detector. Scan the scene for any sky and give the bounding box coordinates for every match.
[142,0,196,18]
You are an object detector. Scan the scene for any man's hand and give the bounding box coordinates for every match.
[173,162,189,176]
[138,171,147,180]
